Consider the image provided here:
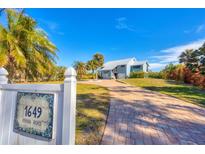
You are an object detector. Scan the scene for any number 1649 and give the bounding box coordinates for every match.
[24,106,42,118]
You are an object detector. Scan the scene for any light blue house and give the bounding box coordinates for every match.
[99,57,149,79]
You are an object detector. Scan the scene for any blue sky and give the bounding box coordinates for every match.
[2,9,205,71]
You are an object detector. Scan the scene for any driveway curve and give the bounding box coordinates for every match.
[81,80,205,145]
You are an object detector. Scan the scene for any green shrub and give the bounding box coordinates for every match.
[129,72,164,79]
[130,72,146,78]
[147,72,163,79]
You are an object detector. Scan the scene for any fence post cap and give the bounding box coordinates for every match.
[0,67,8,76]
[0,67,8,84]
[64,67,77,77]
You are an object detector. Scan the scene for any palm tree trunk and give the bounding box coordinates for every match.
[7,55,15,83]
[92,69,95,79]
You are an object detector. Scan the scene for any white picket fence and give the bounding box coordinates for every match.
[0,67,77,145]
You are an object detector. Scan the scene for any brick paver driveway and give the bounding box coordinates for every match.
[82,80,205,145]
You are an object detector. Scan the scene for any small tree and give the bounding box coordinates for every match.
[55,66,67,81]
[174,64,186,81]
[73,61,87,80]
[93,53,104,79]
[162,63,177,79]
[86,60,97,79]
[86,53,104,79]
[45,66,66,81]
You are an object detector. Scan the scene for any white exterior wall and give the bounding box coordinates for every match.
[100,58,148,79]
[143,63,148,72]
[126,58,136,77]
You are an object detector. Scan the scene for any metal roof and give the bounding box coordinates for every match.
[133,61,148,66]
[101,58,133,70]
[100,57,148,71]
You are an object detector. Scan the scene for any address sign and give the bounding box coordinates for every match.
[14,92,54,140]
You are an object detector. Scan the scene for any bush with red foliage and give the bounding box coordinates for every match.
[184,67,205,88]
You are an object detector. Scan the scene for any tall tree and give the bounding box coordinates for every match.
[86,53,104,79]
[179,49,194,64]
[86,60,97,76]
[179,49,199,72]
[198,43,205,74]
[162,63,177,79]
[0,9,57,82]
[93,53,104,68]
[73,61,86,80]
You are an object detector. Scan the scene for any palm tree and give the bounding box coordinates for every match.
[86,60,97,79]
[179,49,194,64]
[55,66,66,81]
[73,61,86,80]
[92,53,104,79]
[198,43,205,74]
[93,53,104,68]
[179,49,199,72]
[0,9,57,82]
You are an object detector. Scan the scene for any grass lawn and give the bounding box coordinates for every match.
[76,83,109,145]
[121,78,205,107]
[16,81,110,145]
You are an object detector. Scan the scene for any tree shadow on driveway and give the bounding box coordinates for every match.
[101,85,205,145]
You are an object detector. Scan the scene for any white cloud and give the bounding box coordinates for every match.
[184,24,205,34]
[149,63,166,70]
[184,30,191,34]
[38,18,64,35]
[48,22,58,31]
[115,17,136,32]
[196,24,205,33]
[152,39,205,63]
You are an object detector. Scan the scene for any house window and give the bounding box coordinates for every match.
[131,65,143,72]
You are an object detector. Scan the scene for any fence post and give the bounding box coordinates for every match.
[0,68,8,84]
[0,67,8,145]
[62,67,77,145]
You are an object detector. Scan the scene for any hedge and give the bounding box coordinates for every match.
[130,72,163,79]
[130,72,146,78]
